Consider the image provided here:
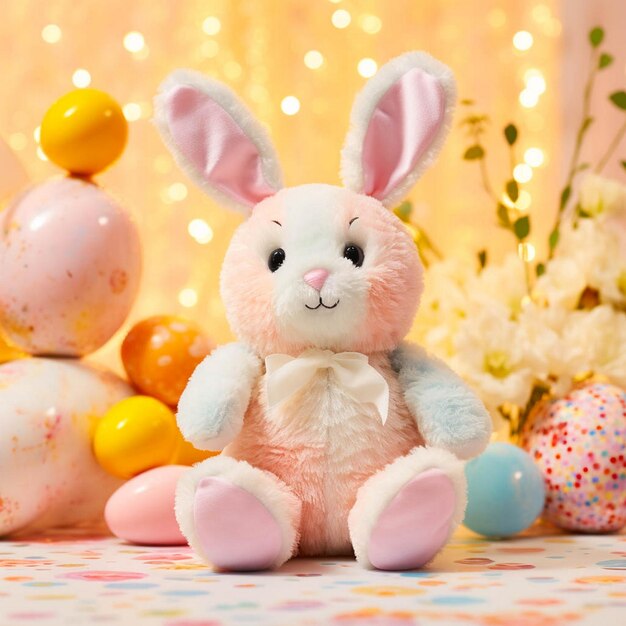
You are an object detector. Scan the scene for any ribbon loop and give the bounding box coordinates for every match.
[265,349,389,424]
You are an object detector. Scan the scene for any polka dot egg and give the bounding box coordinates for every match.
[521,382,626,533]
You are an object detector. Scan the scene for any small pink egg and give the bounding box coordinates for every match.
[0,177,141,356]
[105,465,189,546]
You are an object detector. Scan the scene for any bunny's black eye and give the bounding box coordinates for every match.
[343,244,364,267]
[268,248,286,272]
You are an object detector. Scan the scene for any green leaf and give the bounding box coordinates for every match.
[549,227,560,251]
[513,215,530,240]
[599,53,614,69]
[497,203,511,228]
[577,204,592,219]
[559,185,571,211]
[536,263,546,277]
[609,91,626,111]
[464,145,484,160]
[504,123,518,146]
[589,27,604,47]
[621,160,626,170]
[394,200,412,222]
[478,249,487,269]
[506,179,519,202]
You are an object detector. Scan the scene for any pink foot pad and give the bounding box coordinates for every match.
[193,476,282,571]
[368,468,456,570]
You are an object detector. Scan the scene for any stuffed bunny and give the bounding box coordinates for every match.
[155,51,492,572]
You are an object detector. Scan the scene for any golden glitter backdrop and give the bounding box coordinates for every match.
[0,0,624,369]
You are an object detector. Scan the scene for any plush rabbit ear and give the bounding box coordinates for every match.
[154,70,283,215]
[340,52,456,208]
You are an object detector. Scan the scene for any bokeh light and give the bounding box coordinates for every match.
[281,95,300,115]
[513,163,533,183]
[304,50,324,69]
[178,288,198,308]
[123,31,145,53]
[524,147,545,167]
[331,9,351,29]
[41,24,62,43]
[72,69,91,88]
[513,30,534,51]
[357,58,377,77]
[188,218,214,244]
[202,16,221,36]
[360,14,382,34]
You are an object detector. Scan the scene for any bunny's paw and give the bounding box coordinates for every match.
[175,455,301,571]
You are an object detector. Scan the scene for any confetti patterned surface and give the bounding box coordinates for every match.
[0,526,625,625]
[522,382,626,532]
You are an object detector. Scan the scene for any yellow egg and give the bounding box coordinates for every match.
[40,89,128,176]
[93,396,178,479]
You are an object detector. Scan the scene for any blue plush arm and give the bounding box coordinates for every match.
[391,342,492,459]
[176,342,262,450]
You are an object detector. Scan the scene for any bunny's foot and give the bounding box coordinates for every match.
[175,455,301,571]
[349,447,466,570]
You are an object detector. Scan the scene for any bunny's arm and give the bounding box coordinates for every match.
[176,342,262,450]
[391,342,492,459]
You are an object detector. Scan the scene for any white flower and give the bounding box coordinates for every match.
[451,305,534,412]
[534,219,626,309]
[561,305,626,388]
[533,256,587,309]
[579,173,626,219]
[467,254,528,315]
[413,258,473,358]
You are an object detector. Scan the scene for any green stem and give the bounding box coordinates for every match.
[550,48,599,258]
[595,119,626,173]
[472,128,498,204]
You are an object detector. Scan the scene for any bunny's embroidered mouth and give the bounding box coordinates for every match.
[306,298,340,310]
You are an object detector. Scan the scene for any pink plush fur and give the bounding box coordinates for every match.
[225,352,423,555]
[221,187,422,358]
[158,51,489,571]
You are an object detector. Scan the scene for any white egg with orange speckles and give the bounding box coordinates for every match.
[0,177,141,356]
[0,357,133,536]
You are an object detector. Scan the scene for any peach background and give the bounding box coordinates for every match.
[0,0,624,367]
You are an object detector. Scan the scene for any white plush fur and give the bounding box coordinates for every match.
[391,343,492,459]
[348,446,467,569]
[176,343,262,450]
[340,51,457,208]
[154,69,284,215]
[175,455,302,569]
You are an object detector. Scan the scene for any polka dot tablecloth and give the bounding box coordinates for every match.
[0,525,625,626]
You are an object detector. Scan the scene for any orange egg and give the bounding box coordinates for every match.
[121,315,214,406]
[172,437,219,465]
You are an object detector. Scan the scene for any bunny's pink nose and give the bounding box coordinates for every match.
[304,268,329,291]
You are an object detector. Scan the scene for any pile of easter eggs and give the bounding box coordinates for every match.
[0,88,216,543]
[96,316,216,545]
[0,87,139,536]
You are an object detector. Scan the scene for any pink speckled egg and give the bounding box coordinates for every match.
[0,177,141,356]
[105,465,188,545]
[521,382,626,533]
[0,358,133,536]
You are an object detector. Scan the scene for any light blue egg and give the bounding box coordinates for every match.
[464,442,546,537]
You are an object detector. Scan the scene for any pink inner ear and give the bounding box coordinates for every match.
[362,67,445,201]
[165,85,278,208]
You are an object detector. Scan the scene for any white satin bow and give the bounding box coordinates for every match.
[265,349,390,424]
